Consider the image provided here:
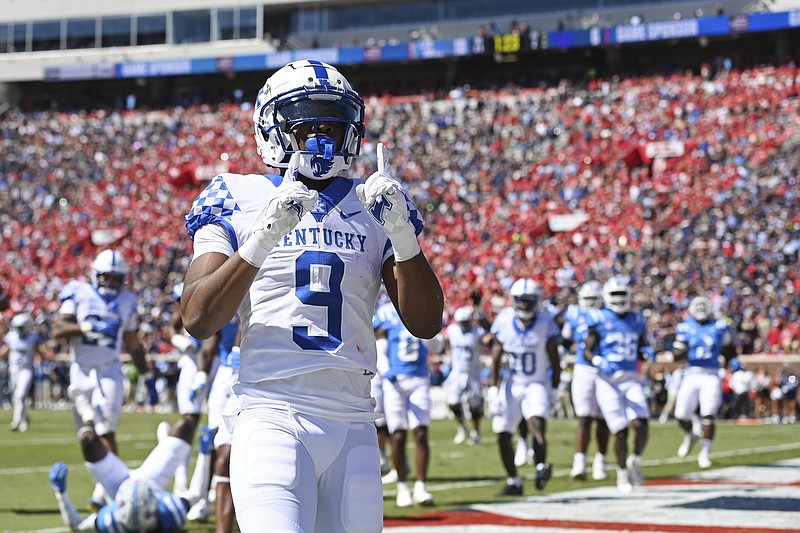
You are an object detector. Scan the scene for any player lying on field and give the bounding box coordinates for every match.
[49,415,213,532]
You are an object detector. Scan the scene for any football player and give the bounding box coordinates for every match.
[1,313,49,431]
[672,296,736,469]
[562,281,610,481]
[374,299,443,507]
[49,414,213,532]
[443,305,492,446]
[179,59,443,533]
[53,249,151,507]
[583,276,651,492]
[487,278,561,496]
[166,282,210,497]
[185,314,240,529]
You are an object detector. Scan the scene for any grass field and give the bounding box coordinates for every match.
[1,408,798,532]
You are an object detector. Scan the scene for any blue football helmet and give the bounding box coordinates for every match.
[253,59,365,180]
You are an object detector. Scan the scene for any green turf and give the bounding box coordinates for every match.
[0,409,797,531]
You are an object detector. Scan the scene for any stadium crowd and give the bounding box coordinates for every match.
[0,60,798,404]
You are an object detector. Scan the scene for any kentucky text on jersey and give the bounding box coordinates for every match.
[275,227,367,251]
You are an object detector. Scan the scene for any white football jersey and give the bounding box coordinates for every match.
[3,330,39,370]
[445,323,485,377]
[58,281,139,368]
[187,172,424,419]
[490,306,560,385]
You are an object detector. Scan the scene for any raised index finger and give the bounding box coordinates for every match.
[285,152,301,182]
[376,142,388,174]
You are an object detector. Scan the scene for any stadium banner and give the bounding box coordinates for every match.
[42,9,800,82]
[43,64,115,81]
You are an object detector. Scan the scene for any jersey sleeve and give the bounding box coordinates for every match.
[57,280,82,315]
[184,174,244,243]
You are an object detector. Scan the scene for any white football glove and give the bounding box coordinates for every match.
[355,143,421,262]
[189,370,208,402]
[486,385,503,417]
[239,152,319,267]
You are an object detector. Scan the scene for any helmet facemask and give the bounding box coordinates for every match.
[91,250,129,300]
[513,296,539,323]
[689,297,712,322]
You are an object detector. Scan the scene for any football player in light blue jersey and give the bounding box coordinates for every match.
[53,249,151,508]
[2,313,49,432]
[672,296,736,469]
[49,416,213,533]
[374,300,443,507]
[561,281,610,481]
[443,305,491,446]
[488,278,561,496]
[583,276,651,493]
[179,60,443,533]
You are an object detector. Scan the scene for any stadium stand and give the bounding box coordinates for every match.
[0,1,797,418]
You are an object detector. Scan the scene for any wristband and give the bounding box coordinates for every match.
[390,226,421,262]
[238,231,280,268]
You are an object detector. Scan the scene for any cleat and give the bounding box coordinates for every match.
[616,468,633,493]
[626,455,643,486]
[469,430,480,446]
[677,433,700,458]
[592,453,608,480]
[381,469,399,485]
[495,483,523,497]
[395,482,413,507]
[535,463,552,490]
[453,426,466,445]
[412,482,434,506]
[186,499,209,521]
[571,455,587,480]
[698,453,712,469]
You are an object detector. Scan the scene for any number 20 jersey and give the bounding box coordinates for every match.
[185,172,424,399]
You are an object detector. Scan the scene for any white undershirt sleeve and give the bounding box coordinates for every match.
[191,224,235,262]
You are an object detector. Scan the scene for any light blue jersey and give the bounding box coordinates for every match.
[674,318,731,369]
[373,302,429,381]
[563,304,591,366]
[217,316,240,369]
[584,308,647,373]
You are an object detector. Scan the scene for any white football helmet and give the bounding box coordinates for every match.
[602,276,632,315]
[577,281,603,310]
[11,313,32,331]
[689,296,713,322]
[115,478,158,532]
[91,249,129,298]
[453,306,473,326]
[509,278,541,322]
[253,59,365,180]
